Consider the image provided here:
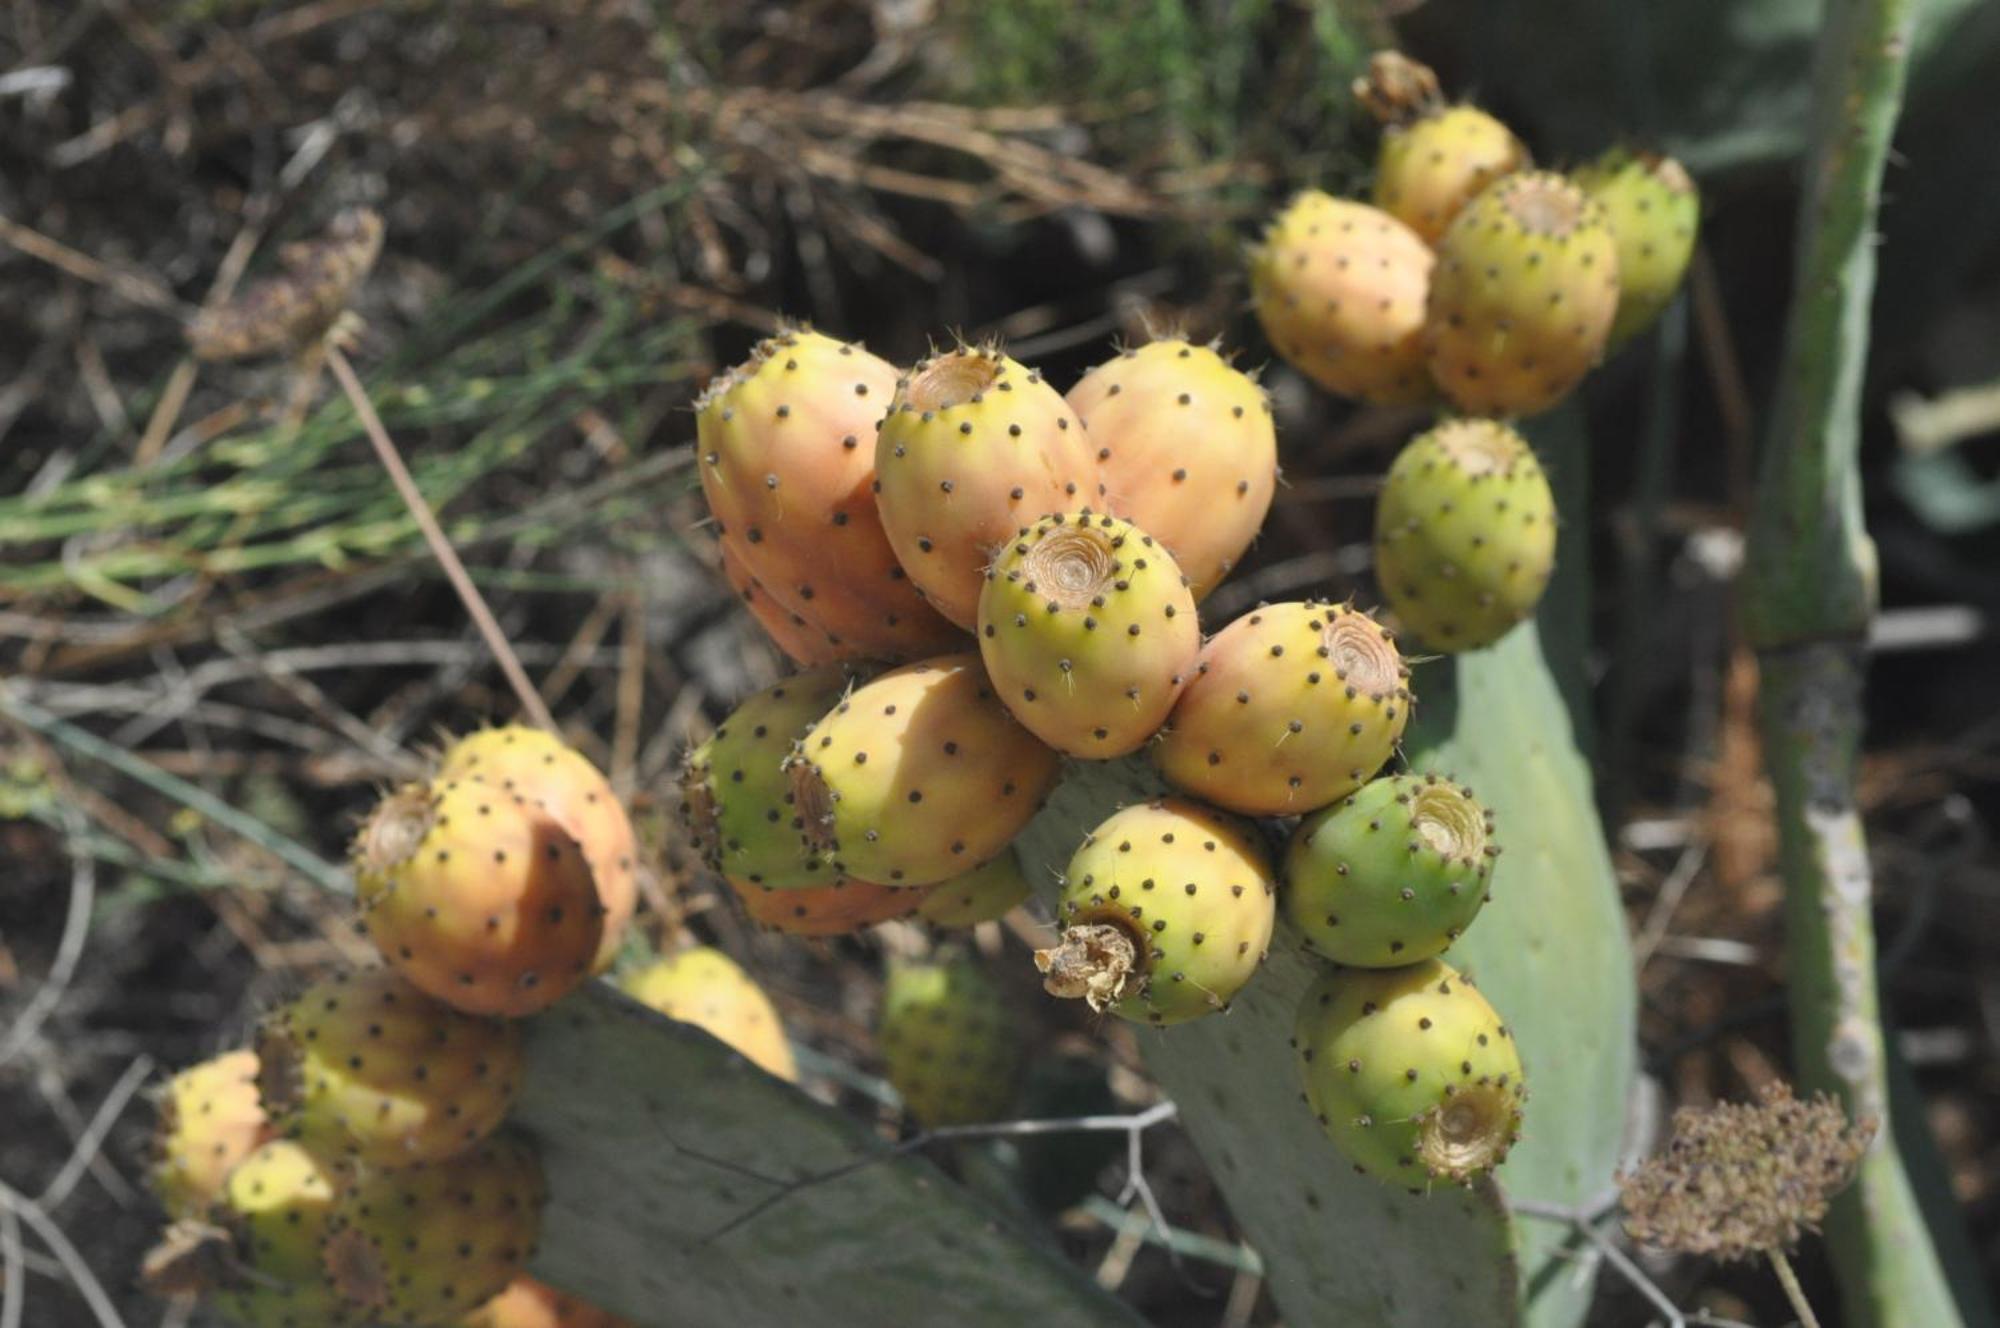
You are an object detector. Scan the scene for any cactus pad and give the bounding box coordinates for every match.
[619,947,797,1083]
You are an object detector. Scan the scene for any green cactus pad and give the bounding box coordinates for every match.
[254,967,522,1168]
[785,653,1061,886]
[1154,600,1410,816]
[1375,419,1557,652]
[918,846,1035,927]
[1283,773,1496,966]
[1373,105,1529,247]
[1040,797,1277,1026]
[977,511,1199,757]
[874,346,1102,628]
[878,957,1022,1128]
[1294,959,1526,1191]
[1425,171,1622,418]
[681,666,857,891]
[1574,149,1700,346]
[1065,339,1279,598]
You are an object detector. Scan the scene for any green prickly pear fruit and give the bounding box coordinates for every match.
[354,777,604,1017]
[1293,959,1526,1191]
[976,511,1199,757]
[619,946,797,1083]
[680,666,857,892]
[254,968,523,1167]
[695,328,960,661]
[320,1133,545,1325]
[1283,774,1497,966]
[462,1276,633,1328]
[731,875,931,936]
[1574,148,1700,346]
[149,1050,271,1220]
[917,845,1034,927]
[1373,419,1556,651]
[1153,601,1410,817]
[785,652,1062,886]
[1037,798,1277,1026]
[1425,170,1622,417]
[1065,339,1278,598]
[874,346,1102,628]
[435,726,638,973]
[140,1139,349,1327]
[1248,192,1436,407]
[877,956,1022,1127]
[1354,53,1529,247]
[716,535,846,665]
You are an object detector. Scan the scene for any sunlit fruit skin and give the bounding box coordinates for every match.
[149,1050,271,1221]
[1373,418,1556,651]
[1249,193,1436,406]
[784,653,1062,886]
[435,726,638,973]
[679,667,857,892]
[873,346,1103,628]
[917,845,1034,927]
[695,328,959,660]
[1372,105,1530,247]
[254,968,522,1167]
[1573,148,1700,346]
[460,1276,633,1328]
[320,1133,545,1326]
[977,512,1199,757]
[1153,601,1410,817]
[1425,170,1622,418]
[1040,798,1277,1027]
[204,1140,352,1328]
[354,777,604,1017]
[1283,774,1497,967]
[1293,960,1526,1191]
[1065,338,1278,599]
[620,946,797,1082]
[731,875,931,936]
[878,957,1021,1127]
[716,535,846,666]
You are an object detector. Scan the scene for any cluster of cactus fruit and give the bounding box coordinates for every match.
[142,48,1697,1324]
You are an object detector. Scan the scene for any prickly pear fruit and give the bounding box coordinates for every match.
[696,328,959,659]
[785,653,1062,886]
[1293,959,1525,1191]
[976,512,1199,757]
[717,536,845,666]
[1574,148,1700,346]
[1153,601,1410,816]
[1373,419,1556,651]
[140,1140,348,1327]
[1425,170,1621,417]
[254,968,523,1167]
[1037,798,1277,1026]
[1373,107,1530,246]
[917,845,1033,927]
[679,666,855,892]
[878,956,1021,1127]
[1283,774,1496,966]
[874,346,1101,627]
[619,947,797,1082]
[435,726,637,973]
[462,1276,633,1328]
[354,778,603,1017]
[1249,193,1436,406]
[149,1050,271,1220]
[1064,339,1278,598]
[731,875,931,936]
[321,1133,545,1325]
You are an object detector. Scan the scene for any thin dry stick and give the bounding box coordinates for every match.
[324,344,556,733]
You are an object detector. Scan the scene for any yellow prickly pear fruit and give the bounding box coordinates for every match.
[620,947,797,1082]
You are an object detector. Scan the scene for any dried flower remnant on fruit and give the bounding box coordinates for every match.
[1619,1081,1876,1261]
[187,208,384,361]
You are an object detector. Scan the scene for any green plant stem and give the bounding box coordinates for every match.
[1741,0,1961,1325]
[1770,1248,1825,1328]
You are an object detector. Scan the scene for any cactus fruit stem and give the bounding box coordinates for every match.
[354,783,434,874]
[1410,784,1486,861]
[788,760,837,854]
[1419,1083,1515,1180]
[1019,522,1117,610]
[1035,923,1138,1012]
